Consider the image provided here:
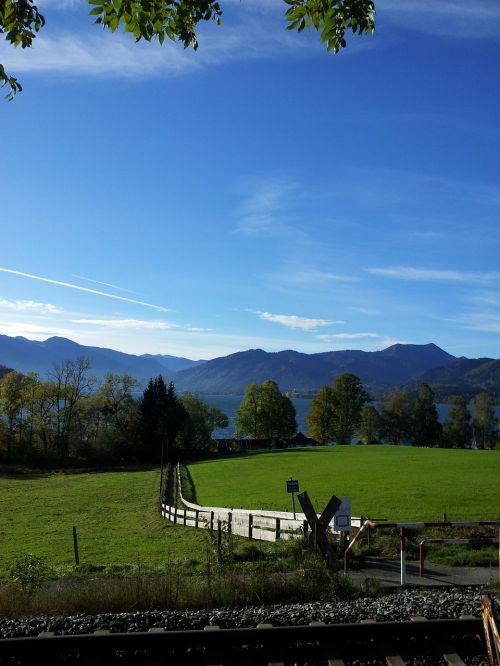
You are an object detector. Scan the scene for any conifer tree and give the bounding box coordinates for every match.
[139,376,188,463]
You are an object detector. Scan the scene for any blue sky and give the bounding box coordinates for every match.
[0,0,499,361]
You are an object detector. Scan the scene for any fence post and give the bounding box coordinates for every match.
[195,510,199,529]
[419,540,425,577]
[183,508,187,526]
[303,519,308,534]
[173,505,177,524]
[228,511,232,535]
[217,520,222,547]
[73,526,79,565]
[248,514,253,540]
[210,510,214,533]
[275,517,281,541]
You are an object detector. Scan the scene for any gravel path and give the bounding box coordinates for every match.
[0,587,498,638]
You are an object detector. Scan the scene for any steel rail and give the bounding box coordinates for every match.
[0,617,484,661]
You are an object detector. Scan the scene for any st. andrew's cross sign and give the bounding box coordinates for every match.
[297,491,342,569]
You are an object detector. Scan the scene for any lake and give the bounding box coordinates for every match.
[201,394,500,439]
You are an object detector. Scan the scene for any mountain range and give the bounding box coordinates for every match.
[0,335,201,382]
[0,334,498,397]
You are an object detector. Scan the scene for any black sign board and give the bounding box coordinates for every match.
[287,479,299,493]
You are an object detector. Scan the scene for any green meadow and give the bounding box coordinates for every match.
[0,469,204,577]
[1,446,498,578]
[187,446,500,522]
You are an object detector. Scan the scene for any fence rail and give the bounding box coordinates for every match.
[158,464,361,543]
[160,503,304,541]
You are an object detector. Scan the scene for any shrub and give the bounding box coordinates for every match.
[233,542,263,562]
[8,554,50,594]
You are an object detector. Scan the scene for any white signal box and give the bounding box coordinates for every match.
[333,497,352,532]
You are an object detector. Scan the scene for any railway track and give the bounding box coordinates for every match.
[0,616,490,666]
[0,595,498,666]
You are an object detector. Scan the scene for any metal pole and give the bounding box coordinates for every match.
[400,527,406,586]
[292,492,296,520]
[419,540,425,577]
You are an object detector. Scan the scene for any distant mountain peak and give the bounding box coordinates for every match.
[0,334,204,383]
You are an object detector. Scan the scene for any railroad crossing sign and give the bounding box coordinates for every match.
[298,491,342,569]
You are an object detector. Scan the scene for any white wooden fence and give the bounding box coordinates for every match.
[160,502,303,542]
[159,464,361,543]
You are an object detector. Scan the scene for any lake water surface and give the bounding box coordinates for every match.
[201,394,500,439]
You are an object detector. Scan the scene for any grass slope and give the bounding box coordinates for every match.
[187,446,500,522]
[0,469,205,577]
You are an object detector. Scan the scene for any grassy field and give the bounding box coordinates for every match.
[0,468,207,578]
[1,446,498,581]
[187,446,500,522]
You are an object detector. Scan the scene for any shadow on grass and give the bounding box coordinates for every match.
[188,447,333,467]
[0,465,160,480]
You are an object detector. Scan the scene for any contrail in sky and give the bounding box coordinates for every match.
[71,274,138,295]
[0,268,169,312]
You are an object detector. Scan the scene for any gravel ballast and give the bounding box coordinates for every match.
[0,587,498,638]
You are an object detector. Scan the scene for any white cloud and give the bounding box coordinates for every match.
[409,231,444,241]
[0,32,197,76]
[452,312,500,334]
[473,292,500,308]
[257,311,332,331]
[37,0,80,8]
[0,298,62,314]
[72,319,174,330]
[0,322,75,338]
[316,332,379,341]
[378,336,410,348]
[0,267,169,311]
[379,0,500,39]
[365,266,500,284]
[285,268,359,284]
[0,9,317,79]
[236,179,296,237]
[350,306,381,316]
